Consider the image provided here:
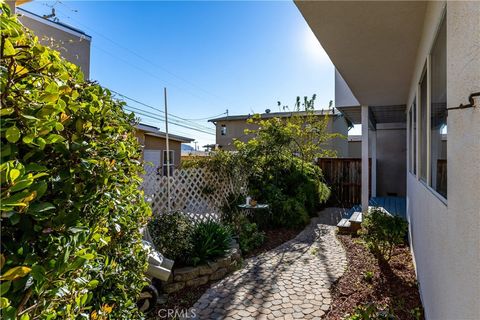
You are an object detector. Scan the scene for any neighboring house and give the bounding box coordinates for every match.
[296,1,479,319]
[347,135,361,158]
[12,1,91,79]
[136,123,194,175]
[208,110,350,156]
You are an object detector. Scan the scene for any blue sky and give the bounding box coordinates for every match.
[21,1,341,148]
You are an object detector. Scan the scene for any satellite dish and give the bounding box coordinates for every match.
[265,109,271,114]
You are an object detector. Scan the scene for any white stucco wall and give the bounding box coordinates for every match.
[335,69,360,107]
[406,2,480,319]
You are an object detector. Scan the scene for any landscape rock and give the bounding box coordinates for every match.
[164,281,185,293]
[174,266,199,282]
[186,275,209,287]
[209,268,228,281]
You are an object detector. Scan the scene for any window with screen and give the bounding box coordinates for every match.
[430,16,447,198]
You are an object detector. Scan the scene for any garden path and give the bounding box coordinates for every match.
[191,208,347,320]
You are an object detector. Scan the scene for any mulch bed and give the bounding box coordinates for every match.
[148,282,213,319]
[326,234,424,320]
[243,226,302,258]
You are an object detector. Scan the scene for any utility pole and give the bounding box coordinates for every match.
[194,141,198,151]
[164,88,171,212]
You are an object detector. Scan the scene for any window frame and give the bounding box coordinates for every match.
[409,7,447,204]
[429,12,447,199]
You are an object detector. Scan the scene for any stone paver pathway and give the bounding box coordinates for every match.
[191,208,347,320]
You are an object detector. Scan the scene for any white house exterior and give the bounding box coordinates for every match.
[296,1,480,319]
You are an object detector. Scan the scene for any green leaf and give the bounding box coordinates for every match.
[9,169,20,182]
[30,181,47,198]
[0,266,31,281]
[5,126,20,143]
[20,314,30,320]
[45,82,59,94]
[55,122,64,131]
[3,38,15,56]
[22,134,35,144]
[0,108,14,116]
[29,202,55,213]
[79,254,94,260]
[36,137,46,150]
[30,265,46,282]
[46,134,65,144]
[87,279,99,289]
[0,281,11,295]
[10,179,33,192]
[39,93,59,103]
[0,297,10,309]
[25,163,48,172]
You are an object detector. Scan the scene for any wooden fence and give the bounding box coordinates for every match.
[317,158,371,207]
[141,166,246,224]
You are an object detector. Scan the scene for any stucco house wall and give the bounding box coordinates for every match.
[406,2,480,319]
[214,119,258,150]
[347,138,361,158]
[335,69,359,107]
[376,126,406,197]
[16,8,91,79]
[348,126,407,197]
[135,131,185,168]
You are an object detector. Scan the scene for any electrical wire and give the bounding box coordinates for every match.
[123,105,215,136]
[108,89,215,132]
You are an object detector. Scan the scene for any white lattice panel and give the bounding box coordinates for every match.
[141,166,246,223]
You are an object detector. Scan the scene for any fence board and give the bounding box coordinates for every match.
[317,158,371,207]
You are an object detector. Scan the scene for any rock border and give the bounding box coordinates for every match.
[163,240,242,293]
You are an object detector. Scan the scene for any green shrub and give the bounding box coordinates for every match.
[271,197,310,228]
[1,5,150,319]
[361,207,409,261]
[227,214,265,254]
[190,221,232,266]
[147,212,194,265]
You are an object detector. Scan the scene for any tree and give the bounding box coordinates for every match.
[274,94,344,163]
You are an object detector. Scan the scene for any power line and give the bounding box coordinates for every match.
[108,88,214,132]
[124,105,215,136]
[181,112,228,121]
[54,4,239,110]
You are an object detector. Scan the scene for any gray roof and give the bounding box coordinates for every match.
[336,105,406,126]
[136,123,194,143]
[208,109,340,123]
[16,8,91,39]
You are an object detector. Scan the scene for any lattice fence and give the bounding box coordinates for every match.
[141,166,247,223]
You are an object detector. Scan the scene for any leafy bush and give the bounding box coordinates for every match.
[190,221,232,266]
[147,212,194,265]
[361,208,409,261]
[226,213,265,254]
[1,5,150,319]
